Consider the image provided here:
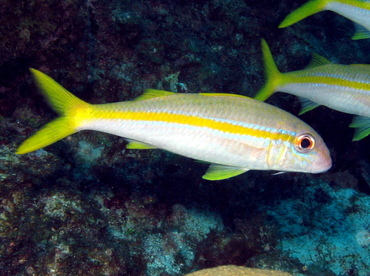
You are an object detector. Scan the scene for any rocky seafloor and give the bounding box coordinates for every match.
[1,0,370,275]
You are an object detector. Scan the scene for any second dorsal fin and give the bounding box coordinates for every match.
[305,53,331,69]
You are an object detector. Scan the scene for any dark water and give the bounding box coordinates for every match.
[1,0,370,275]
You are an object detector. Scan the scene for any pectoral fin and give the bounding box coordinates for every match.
[272,171,286,176]
[202,164,249,181]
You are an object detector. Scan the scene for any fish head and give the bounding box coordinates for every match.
[268,125,332,174]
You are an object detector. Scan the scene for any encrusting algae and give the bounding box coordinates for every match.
[184,265,293,276]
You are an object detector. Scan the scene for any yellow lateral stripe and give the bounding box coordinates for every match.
[87,108,293,142]
[286,75,370,90]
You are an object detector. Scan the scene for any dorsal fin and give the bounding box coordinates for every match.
[305,53,331,69]
[133,89,175,101]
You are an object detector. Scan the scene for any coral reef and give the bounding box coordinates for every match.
[1,0,370,275]
[263,181,370,275]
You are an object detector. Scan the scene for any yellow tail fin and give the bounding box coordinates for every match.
[279,0,327,28]
[16,69,90,154]
[254,39,282,102]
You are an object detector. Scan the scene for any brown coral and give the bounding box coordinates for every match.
[184,265,292,276]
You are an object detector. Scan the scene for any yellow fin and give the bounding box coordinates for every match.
[254,39,282,102]
[305,53,331,68]
[126,140,157,149]
[133,89,175,101]
[29,68,87,115]
[17,117,75,154]
[202,164,249,181]
[16,69,90,154]
[279,0,326,28]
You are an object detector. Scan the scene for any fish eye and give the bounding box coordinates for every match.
[294,133,315,153]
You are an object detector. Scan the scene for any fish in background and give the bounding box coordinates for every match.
[255,39,370,141]
[279,0,370,40]
[16,69,331,180]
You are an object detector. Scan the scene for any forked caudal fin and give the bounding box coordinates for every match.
[16,69,91,154]
[254,39,282,102]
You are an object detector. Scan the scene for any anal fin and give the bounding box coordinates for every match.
[126,140,157,149]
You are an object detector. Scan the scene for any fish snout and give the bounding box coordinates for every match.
[312,145,332,173]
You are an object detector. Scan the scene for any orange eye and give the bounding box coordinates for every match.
[295,133,315,153]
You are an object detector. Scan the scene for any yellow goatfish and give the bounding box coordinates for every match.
[16,69,331,180]
[279,0,370,40]
[255,39,370,141]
